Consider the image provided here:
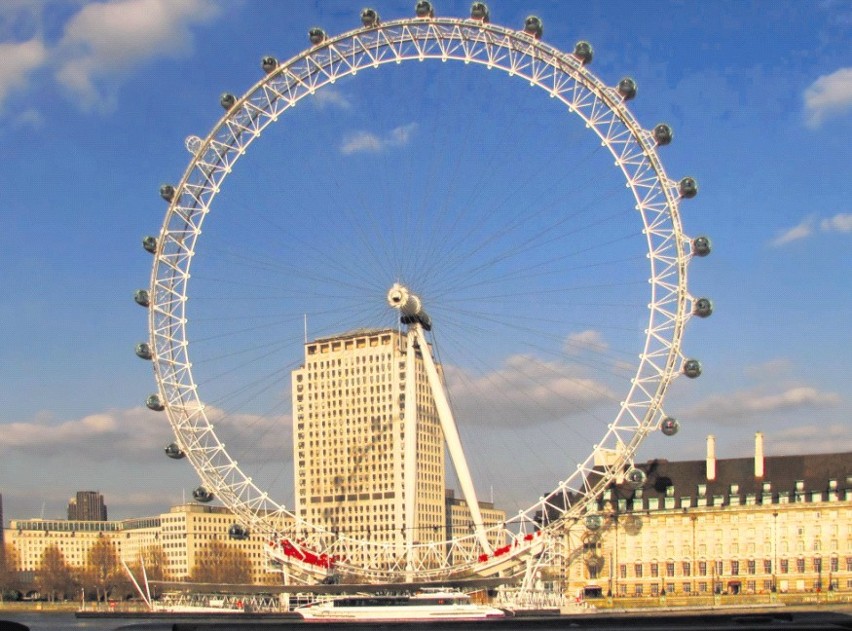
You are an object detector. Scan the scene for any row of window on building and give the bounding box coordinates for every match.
[616,557,848,579]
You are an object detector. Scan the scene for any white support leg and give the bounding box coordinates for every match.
[414,324,493,555]
[404,329,418,577]
[387,283,493,557]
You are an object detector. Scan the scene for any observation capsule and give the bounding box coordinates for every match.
[360,8,380,27]
[134,289,150,307]
[625,467,647,489]
[135,343,152,360]
[660,417,680,436]
[524,15,543,39]
[653,123,673,146]
[228,524,249,540]
[585,514,603,531]
[692,236,712,257]
[220,92,236,110]
[682,359,702,379]
[164,443,185,459]
[470,2,489,21]
[624,514,643,534]
[693,297,713,318]
[159,184,175,202]
[142,235,157,254]
[415,1,434,18]
[617,77,637,100]
[185,135,202,155]
[586,554,604,572]
[146,394,165,411]
[679,176,699,199]
[193,486,214,503]
[261,56,278,73]
[574,41,593,65]
[308,27,326,45]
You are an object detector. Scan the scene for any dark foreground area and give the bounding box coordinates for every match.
[2,609,852,631]
[116,610,852,631]
[118,610,852,630]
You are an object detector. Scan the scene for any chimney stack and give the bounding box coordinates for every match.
[706,435,716,481]
[754,431,765,478]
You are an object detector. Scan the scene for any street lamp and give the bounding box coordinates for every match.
[690,514,697,595]
[609,500,619,599]
[771,511,778,593]
[815,554,822,594]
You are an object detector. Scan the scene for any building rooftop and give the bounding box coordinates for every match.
[630,452,850,498]
[597,433,852,511]
[311,327,397,344]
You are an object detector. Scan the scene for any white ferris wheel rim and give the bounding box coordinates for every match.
[147,14,697,581]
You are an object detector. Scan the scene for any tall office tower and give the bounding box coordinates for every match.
[67,491,108,521]
[293,328,446,566]
[0,493,4,547]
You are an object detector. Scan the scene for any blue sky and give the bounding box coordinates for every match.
[1,0,850,524]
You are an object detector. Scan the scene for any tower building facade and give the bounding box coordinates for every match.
[292,328,446,564]
[67,491,107,521]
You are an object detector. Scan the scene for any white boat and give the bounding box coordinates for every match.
[151,604,245,614]
[295,588,506,622]
[151,595,246,614]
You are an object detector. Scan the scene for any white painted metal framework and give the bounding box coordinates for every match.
[145,12,705,583]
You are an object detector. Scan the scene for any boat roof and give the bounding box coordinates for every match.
[151,575,513,595]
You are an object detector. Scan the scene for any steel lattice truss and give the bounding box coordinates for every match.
[147,15,702,582]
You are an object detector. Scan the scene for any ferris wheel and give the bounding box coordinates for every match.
[135,2,712,583]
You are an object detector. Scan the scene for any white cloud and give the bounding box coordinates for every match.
[771,212,852,246]
[771,218,813,246]
[0,405,292,464]
[0,37,47,110]
[564,329,608,354]
[55,0,220,109]
[311,88,352,110]
[770,423,852,455]
[0,408,160,460]
[685,385,841,425]
[0,405,293,520]
[341,130,382,154]
[340,123,417,155]
[804,67,852,128]
[390,123,415,144]
[11,107,44,129]
[203,406,293,463]
[445,354,615,427]
[820,213,852,233]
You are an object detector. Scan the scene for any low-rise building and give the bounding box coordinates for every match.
[561,434,851,599]
[5,493,506,586]
[5,503,290,586]
[445,489,506,563]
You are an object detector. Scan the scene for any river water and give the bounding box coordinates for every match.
[0,613,241,631]
[0,612,122,631]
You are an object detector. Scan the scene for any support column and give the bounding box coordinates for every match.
[414,325,493,555]
[404,329,418,577]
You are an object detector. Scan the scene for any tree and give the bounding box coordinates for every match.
[84,536,121,602]
[0,543,22,601]
[126,545,168,599]
[191,539,252,585]
[140,545,167,582]
[36,545,76,602]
